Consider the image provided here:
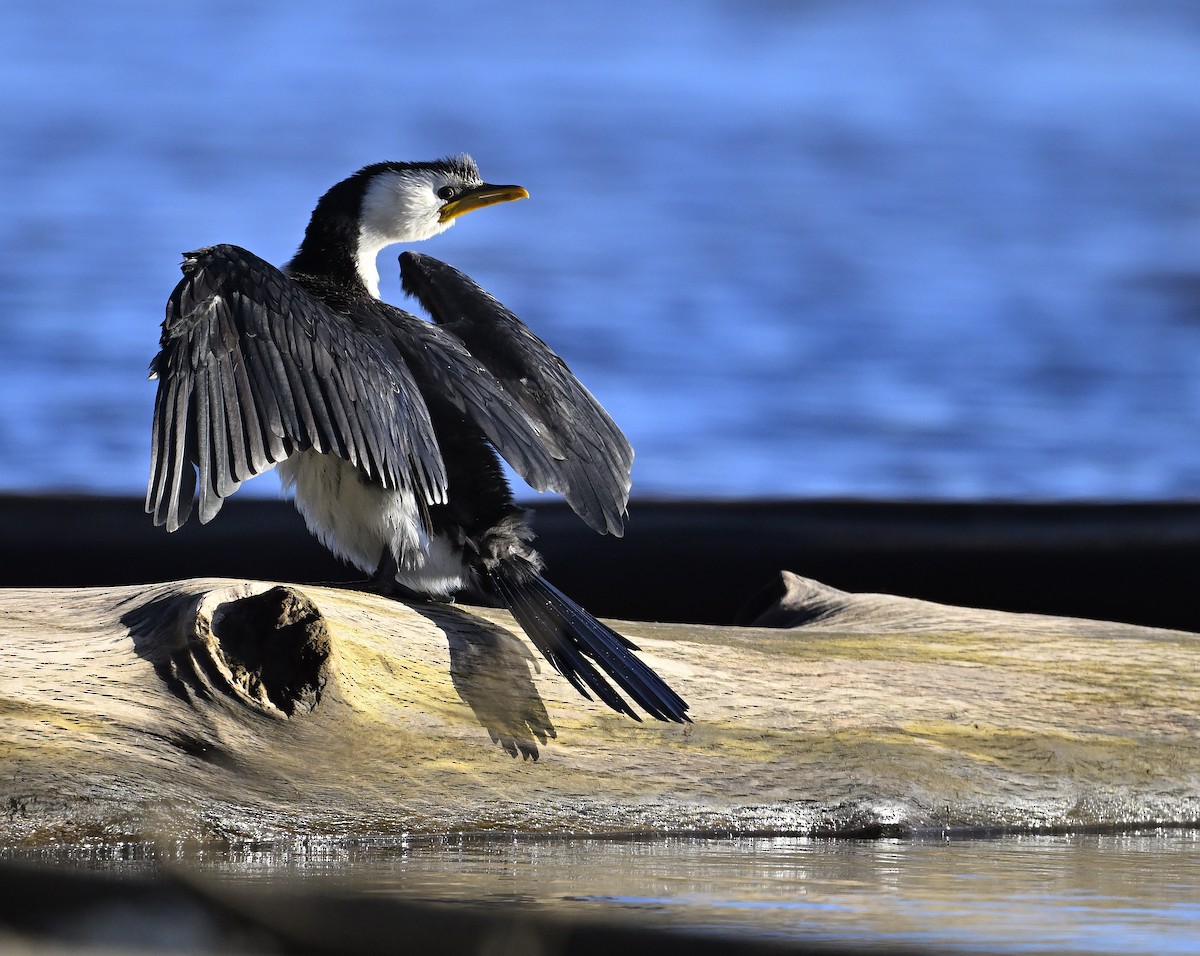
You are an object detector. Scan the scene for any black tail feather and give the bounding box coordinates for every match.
[491,572,690,724]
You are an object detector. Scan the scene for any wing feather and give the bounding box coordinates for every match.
[228,349,263,481]
[375,312,545,478]
[146,244,445,530]
[397,252,633,536]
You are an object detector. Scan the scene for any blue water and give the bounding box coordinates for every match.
[2,1,1199,501]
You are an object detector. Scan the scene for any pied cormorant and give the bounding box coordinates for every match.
[145,155,689,726]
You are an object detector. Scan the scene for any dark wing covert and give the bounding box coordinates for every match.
[398,251,634,536]
[146,244,446,531]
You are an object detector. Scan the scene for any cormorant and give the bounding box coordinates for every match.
[146,156,689,725]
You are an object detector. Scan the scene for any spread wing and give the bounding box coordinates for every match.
[397,251,634,537]
[147,244,446,532]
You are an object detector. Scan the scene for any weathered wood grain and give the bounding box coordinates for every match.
[2,574,1197,846]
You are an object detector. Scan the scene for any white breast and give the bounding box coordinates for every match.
[277,451,467,597]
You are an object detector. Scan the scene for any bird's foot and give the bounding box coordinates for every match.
[361,550,456,605]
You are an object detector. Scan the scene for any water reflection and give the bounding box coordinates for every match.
[14,830,1198,954]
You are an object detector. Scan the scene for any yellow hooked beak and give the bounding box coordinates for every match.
[438,183,530,223]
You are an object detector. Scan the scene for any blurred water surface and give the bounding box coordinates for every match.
[19,831,1200,954]
[1,0,1198,500]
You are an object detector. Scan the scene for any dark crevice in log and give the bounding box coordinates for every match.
[121,585,332,718]
[206,587,331,717]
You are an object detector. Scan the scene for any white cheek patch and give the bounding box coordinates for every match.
[355,170,457,298]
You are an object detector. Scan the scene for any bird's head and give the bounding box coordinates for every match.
[358,155,529,245]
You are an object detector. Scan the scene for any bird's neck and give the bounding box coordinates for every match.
[286,176,383,298]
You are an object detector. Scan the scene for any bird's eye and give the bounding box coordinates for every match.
[437,185,458,201]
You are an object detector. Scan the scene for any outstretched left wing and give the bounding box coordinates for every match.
[147,244,446,531]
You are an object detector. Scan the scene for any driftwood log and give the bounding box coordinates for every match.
[2,572,1197,846]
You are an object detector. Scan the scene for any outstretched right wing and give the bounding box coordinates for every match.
[147,244,446,531]
[398,251,634,537]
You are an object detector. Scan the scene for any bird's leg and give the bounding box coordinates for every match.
[366,549,401,595]
[365,548,453,604]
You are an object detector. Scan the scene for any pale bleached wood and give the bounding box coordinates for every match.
[1,575,1197,846]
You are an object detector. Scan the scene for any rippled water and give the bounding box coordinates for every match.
[20,831,1200,954]
[2,1,1199,500]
